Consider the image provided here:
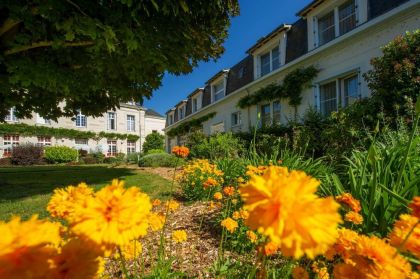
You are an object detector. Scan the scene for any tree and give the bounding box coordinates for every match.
[0,0,239,121]
[364,30,419,116]
[142,131,164,153]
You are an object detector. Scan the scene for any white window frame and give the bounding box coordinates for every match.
[178,104,186,120]
[231,111,242,127]
[272,101,282,125]
[259,45,281,78]
[168,112,174,125]
[107,140,117,157]
[107,112,116,130]
[192,93,202,113]
[3,134,19,157]
[212,79,225,103]
[4,108,17,122]
[75,110,87,127]
[37,136,51,147]
[127,115,135,131]
[127,140,136,154]
[75,138,89,145]
[260,103,272,126]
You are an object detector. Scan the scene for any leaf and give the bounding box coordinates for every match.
[416,95,420,115]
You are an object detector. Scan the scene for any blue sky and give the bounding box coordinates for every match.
[143,0,312,115]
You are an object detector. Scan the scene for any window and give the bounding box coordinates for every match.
[260,104,271,126]
[107,140,117,157]
[260,46,281,77]
[339,1,356,35]
[168,114,174,125]
[75,138,88,145]
[320,81,338,116]
[213,80,225,102]
[75,110,87,127]
[272,101,281,125]
[37,114,51,125]
[178,106,185,120]
[4,108,17,122]
[127,141,136,154]
[127,115,135,131]
[107,112,116,130]
[238,67,245,79]
[231,112,241,127]
[318,11,335,45]
[3,135,19,157]
[343,75,359,106]
[37,136,51,147]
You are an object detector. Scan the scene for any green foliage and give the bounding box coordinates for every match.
[146,149,165,155]
[215,158,247,185]
[142,132,164,154]
[44,146,79,163]
[166,112,216,137]
[11,144,43,165]
[126,152,142,164]
[138,153,179,168]
[0,1,239,120]
[0,123,139,141]
[188,132,244,160]
[364,30,419,116]
[329,119,420,236]
[237,66,319,113]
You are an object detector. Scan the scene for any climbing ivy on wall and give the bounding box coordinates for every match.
[167,112,216,137]
[0,123,140,141]
[237,66,319,114]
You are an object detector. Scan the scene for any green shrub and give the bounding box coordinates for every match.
[138,153,179,168]
[188,132,244,160]
[126,152,142,164]
[146,149,165,155]
[142,131,164,153]
[109,153,125,166]
[44,146,78,163]
[11,144,43,165]
[82,154,98,164]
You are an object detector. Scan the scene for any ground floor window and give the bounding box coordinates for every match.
[320,81,337,116]
[107,140,117,157]
[260,104,271,126]
[3,134,19,157]
[37,136,51,147]
[272,101,281,125]
[231,111,241,127]
[127,141,136,154]
[75,138,88,145]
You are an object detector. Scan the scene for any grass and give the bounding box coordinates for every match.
[0,165,174,221]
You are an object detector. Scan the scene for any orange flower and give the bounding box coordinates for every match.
[389,214,419,258]
[292,266,309,279]
[246,231,257,243]
[221,218,238,233]
[152,199,161,207]
[345,211,364,225]
[239,209,249,220]
[172,146,189,158]
[336,193,361,213]
[409,196,420,218]
[203,177,218,188]
[263,241,279,256]
[223,186,235,196]
[232,211,241,220]
[213,192,223,200]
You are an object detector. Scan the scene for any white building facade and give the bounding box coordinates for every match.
[164,0,419,151]
[1,104,165,158]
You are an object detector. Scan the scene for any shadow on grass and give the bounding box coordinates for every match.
[0,166,136,201]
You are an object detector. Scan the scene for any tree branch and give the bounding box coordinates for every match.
[0,19,22,37]
[4,41,95,56]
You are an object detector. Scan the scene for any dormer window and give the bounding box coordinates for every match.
[316,0,357,47]
[168,112,174,125]
[192,92,202,113]
[260,46,280,77]
[213,80,225,102]
[178,105,186,120]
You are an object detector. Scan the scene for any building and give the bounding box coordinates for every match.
[164,0,419,151]
[0,103,165,158]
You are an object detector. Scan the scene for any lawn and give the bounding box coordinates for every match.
[0,165,173,221]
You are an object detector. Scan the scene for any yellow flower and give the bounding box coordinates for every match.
[152,199,161,207]
[172,230,187,243]
[221,217,238,233]
[148,213,165,231]
[116,239,142,260]
[0,216,61,279]
[246,230,257,243]
[232,211,241,220]
[239,209,249,220]
[239,166,341,259]
[390,214,419,258]
[336,193,361,213]
[50,238,103,279]
[166,200,180,212]
[325,228,359,260]
[213,192,223,200]
[292,266,309,279]
[231,198,238,205]
[223,186,235,196]
[237,177,245,184]
[47,183,93,219]
[345,211,364,225]
[203,177,218,189]
[317,267,329,279]
[409,196,420,218]
[69,180,152,249]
